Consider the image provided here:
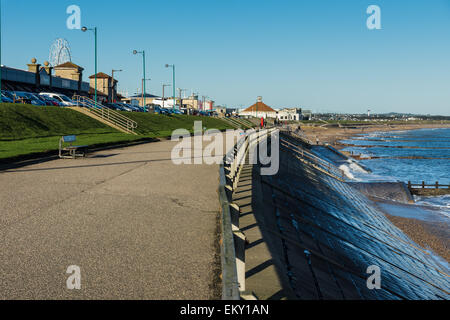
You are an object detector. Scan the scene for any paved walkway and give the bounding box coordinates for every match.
[0,136,228,299]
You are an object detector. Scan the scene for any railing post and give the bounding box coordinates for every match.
[422,181,425,189]
[436,181,439,189]
[408,181,411,189]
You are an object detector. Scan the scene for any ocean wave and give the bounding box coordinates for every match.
[415,195,450,218]
[340,128,450,216]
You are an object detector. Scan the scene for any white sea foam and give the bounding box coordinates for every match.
[339,165,355,180]
[415,195,450,218]
[342,128,450,222]
[347,160,369,173]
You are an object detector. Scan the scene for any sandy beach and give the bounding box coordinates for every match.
[386,215,449,263]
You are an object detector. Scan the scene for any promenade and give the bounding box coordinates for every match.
[0,137,226,299]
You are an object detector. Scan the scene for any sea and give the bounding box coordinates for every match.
[340,127,450,216]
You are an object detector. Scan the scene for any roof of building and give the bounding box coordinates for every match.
[89,72,116,80]
[54,62,84,70]
[243,100,276,113]
[129,93,160,98]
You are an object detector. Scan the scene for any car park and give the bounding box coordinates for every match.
[1,92,14,103]
[154,106,164,114]
[39,93,75,106]
[128,104,145,112]
[104,103,129,111]
[104,103,121,111]
[115,103,137,112]
[14,92,46,106]
[37,95,61,106]
[2,91,18,103]
[114,103,132,112]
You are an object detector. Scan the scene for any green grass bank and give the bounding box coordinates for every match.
[0,103,234,160]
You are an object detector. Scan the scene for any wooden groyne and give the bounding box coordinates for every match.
[408,181,450,196]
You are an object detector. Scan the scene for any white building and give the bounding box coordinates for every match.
[152,98,176,108]
[276,108,302,121]
[239,97,302,121]
[239,97,277,119]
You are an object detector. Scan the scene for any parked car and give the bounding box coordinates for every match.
[104,103,119,111]
[39,93,75,106]
[38,95,61,106]
[128,104,145,112]
[115,103,136,112]
[2,91,18,103]
[1,92,14,103]
[154,106,170,115]
[14,92,46,106]
[104,103,126,111]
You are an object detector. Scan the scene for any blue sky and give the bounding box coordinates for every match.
[2,0,450,115]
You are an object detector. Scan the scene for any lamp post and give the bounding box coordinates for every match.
[165,64,175,110]
[133,50,147,111]
[142,78,151,108]
[0,1,2,95]
[81,26,98,104]
[162,84,171,109]
[111,69,122,103]
[178,88,186,110]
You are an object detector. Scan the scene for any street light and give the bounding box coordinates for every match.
[178,88,186,110]
[82,26,98,104]
[111,69,123,103]
[162,84,171,109]
[0,2,2,95]
[133,50,147,111]
[165,64,175,110]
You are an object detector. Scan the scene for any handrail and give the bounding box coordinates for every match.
[219,165,240,300]
[222,117,243,129]
[231,117,253,129]
[280,138,346,180]
[73,95,138,134]
[75,96,138,129]
[220,128,277,299]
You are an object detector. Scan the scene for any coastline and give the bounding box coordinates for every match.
[299,122,450,266]
[299,123,450,150]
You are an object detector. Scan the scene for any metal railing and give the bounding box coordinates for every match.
[408,181,450,189]
[219,165,240,300]
[232,117,254,129]
[73,95,138,135]
[222,117,244,129]
[237,118,255,128]
[220,128,277,299]
[280,137,346,180]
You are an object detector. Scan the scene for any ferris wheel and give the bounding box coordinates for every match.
[48,38,72,67]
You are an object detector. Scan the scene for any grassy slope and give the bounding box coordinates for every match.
[0,103,234,160]
[122,112,236,136]
[0,104,115,140]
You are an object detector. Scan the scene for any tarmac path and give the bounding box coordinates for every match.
[0,135,230,299]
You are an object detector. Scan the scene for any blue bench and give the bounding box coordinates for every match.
[59,135,88,159]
